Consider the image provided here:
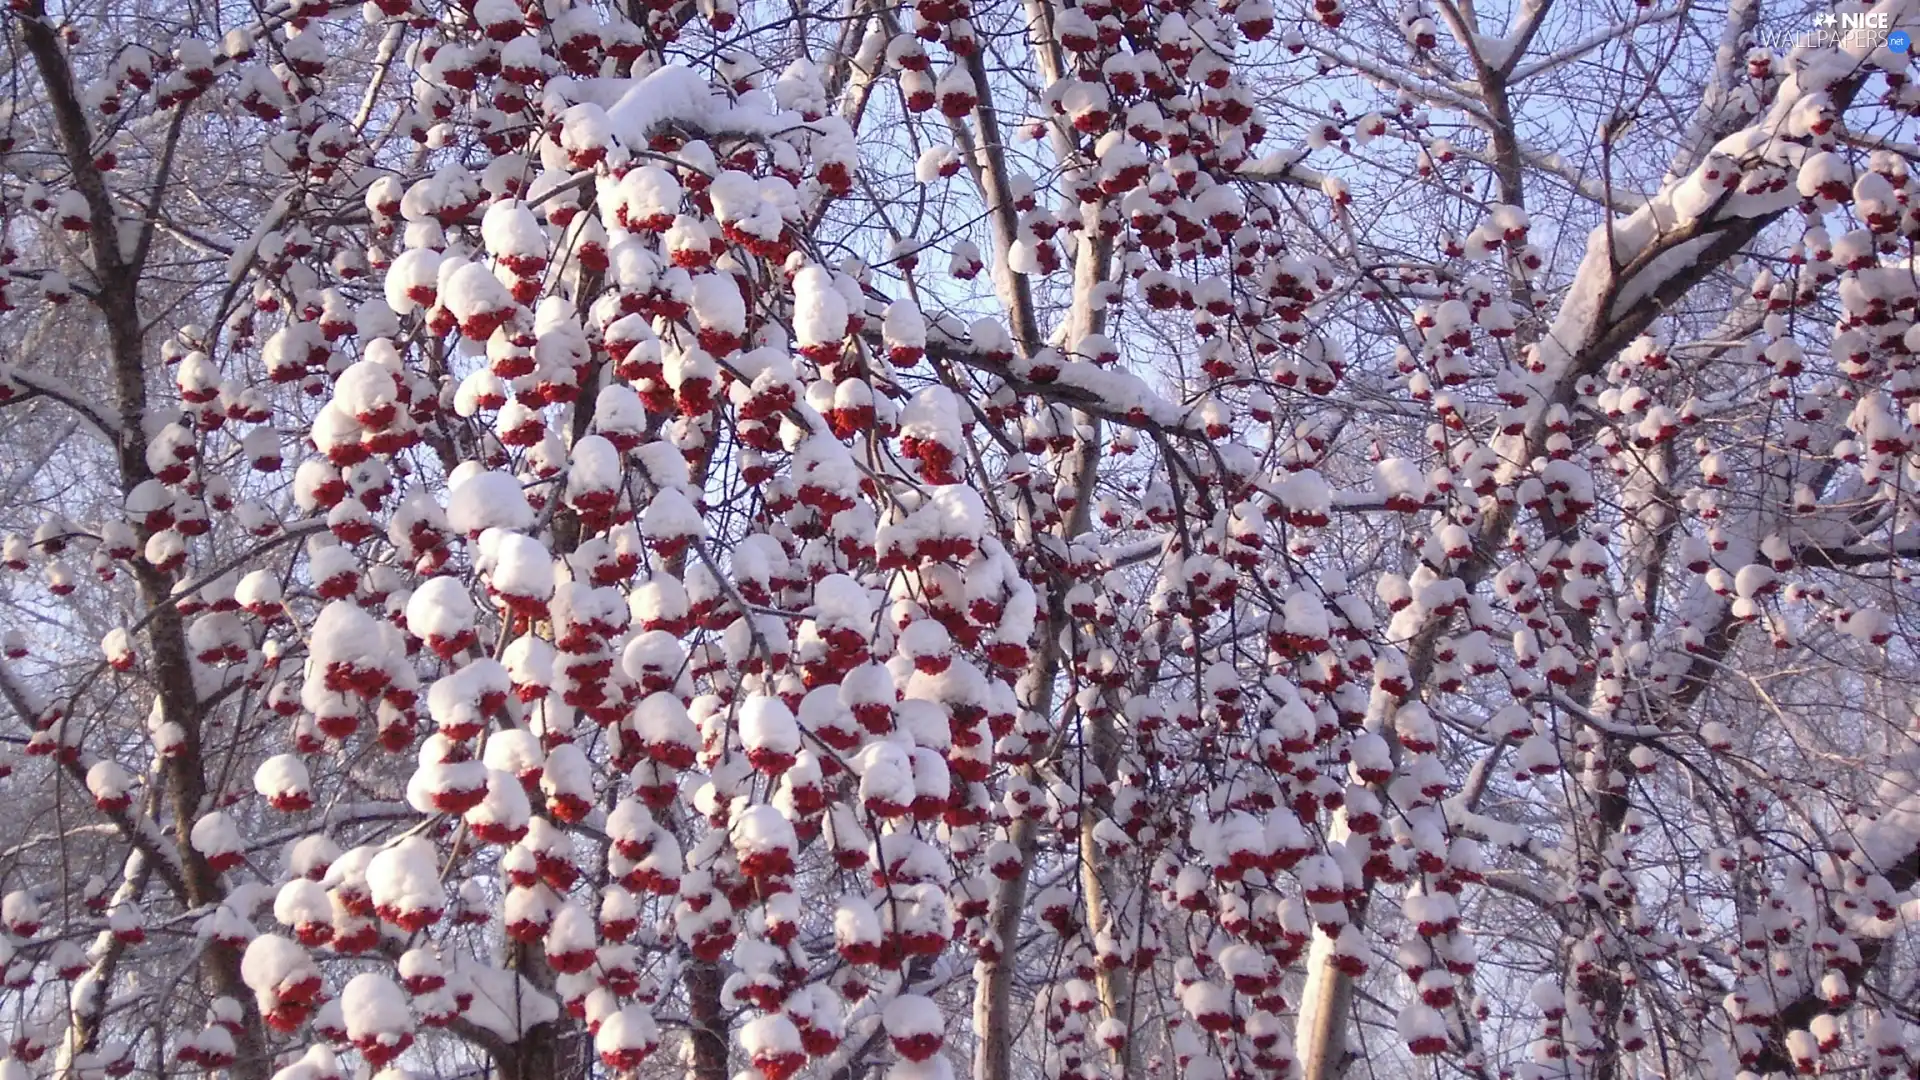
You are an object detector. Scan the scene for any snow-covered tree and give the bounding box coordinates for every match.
[2,0,1919,1076]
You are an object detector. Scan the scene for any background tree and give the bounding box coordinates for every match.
[1,0,1919,1076]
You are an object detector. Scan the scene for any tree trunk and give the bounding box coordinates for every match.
[687,957,731,1080]
[493,1020,566,1080]
[17,10,275,1067]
